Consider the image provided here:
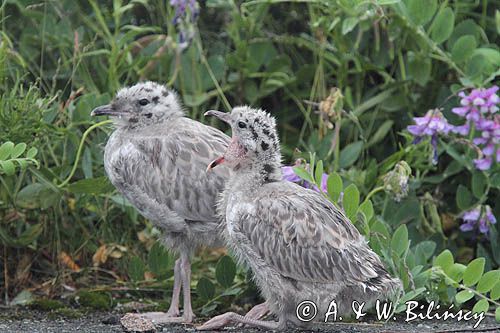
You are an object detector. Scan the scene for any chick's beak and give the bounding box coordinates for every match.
[206,156,225,173]
[204,110,231,124]
[91,104,118,117]
[205,110,233,172]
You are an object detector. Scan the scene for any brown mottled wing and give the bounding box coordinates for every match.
[233,181,386,284]
[122,118,230,222]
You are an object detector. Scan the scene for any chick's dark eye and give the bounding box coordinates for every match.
[238,121,246,128]
[138,98,149,106]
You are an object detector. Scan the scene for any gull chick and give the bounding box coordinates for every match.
[92,81,230,324]
[198,107,402,330]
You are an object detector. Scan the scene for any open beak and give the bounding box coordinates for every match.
[206,156,225,172]
[91,104,121,117]
[204,110,231,124]
[205,110,233,172]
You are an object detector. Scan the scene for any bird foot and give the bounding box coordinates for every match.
[237,302,270,327]
[245,302,270,320]
[196,312,234,331]
[165,307,180,318]
[197,312,280,331]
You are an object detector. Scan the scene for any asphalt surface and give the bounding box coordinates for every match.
[0,308,499,333]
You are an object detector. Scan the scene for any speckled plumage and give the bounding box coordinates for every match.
[199,107,402,331]
[104,116,229,251]
[92,82,230,323]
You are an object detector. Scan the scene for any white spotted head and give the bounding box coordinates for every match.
[91,81,183,128]
[205,106,282,181]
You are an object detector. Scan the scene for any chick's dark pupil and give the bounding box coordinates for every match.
[238,121,246,128]
[139,99,149,106]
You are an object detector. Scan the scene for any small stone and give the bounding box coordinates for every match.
[102,315,120,325]
[120,313,156,332]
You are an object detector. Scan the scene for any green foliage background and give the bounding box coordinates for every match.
[0,0,499,320]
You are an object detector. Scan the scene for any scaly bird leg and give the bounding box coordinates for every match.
[197,312,282,331]
[244,302,269,320]
[166,258,181,317]
[122,257,190,325]
[180,252,195,322]
[237,301,270,327]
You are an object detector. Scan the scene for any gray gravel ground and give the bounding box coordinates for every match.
[0,308,499,333]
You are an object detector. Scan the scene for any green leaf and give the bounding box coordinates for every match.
[147,243,170,277]
[455,290,474,303]
[451,35,477,64]
[407,0,437,26]
[16,183,61,209]
[496,306,500,323]
[197,277,215,301]
[26,147,38,159]
[366,120,393,148]
[378,0,400,4]
[128,256,146,281]
[434,250,454,273]
[67,177,114,194]
[491,281,500,300]
[342,17,358,35]
[471,172,487,199]
[215,255,236,288]
[407,53,431,86]
[314,160,324,186]
[0,141,14,160]
[292,166,314,184]
[497,10,500,34]
[339,141,363,168]
[491,173,500,189]
[430,7,455,44]
[327,173,343,202]
[448,263,467,283]
[472,299,489,314]
[463,258,485,287]
[11,143,27,158]
[343,184,360,220]
[82,147,93,179]
[206,0,233,9]
[456,185,473,210]
[391,224,409,256]
[359,200,374,222]
[476,270,500,293]
[414,240,436,265]
[0,160,15,176]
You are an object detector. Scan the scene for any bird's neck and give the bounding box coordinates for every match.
[228,153,282,192]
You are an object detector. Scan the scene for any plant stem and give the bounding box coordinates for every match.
[364,186,385,203]
[57,120,112,188]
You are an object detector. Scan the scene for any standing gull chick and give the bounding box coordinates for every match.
[198,107,402,330]
[91,81,230,323]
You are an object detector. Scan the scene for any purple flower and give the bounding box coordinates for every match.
[281,164,328,194]
[407,110,453,137]
[460,205,497,235]
[170,0,198,22]
[451,86,499,171]
[281,166,301,183]
[453,86,499,119]
[170,0,199,50]
[407,110,452,164]
[473,157,492,171]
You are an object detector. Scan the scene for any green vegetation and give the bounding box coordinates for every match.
[0,0,499,322]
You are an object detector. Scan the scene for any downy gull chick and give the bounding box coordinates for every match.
[198,106,402,330]
[91,81,231,323]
